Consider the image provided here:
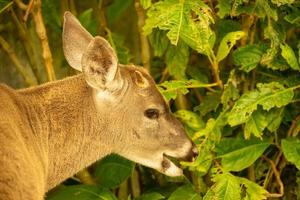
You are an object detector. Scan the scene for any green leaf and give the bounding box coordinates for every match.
[144,0,214,55]
[282,138,300,170]
[136,192,165,200]
[216,0,231,18]
[158,80,217,101]
[149,30,170,57]
[256,0,278,20]
[140,0,152,9]
[204,172,241,200]
[265,108,284,132]
[284,6,300,24]
[216,138,270,171]
[174,109,205,131]
[195,91,221,116]
[181,145,212,176]
[238,177,268,200]
[244,109,268,139]
[216,31,245,62]
[47,185,117,200]
[193,111,228,142]
[107,0,133,25]
[0,0,12,14]
[94,154,134,189]
[266,57,290,71]
[166,42,189,79]
[228,82,294,126]
[168,185,201,200]
[271,0,294,6]
[78,9,98,36]
[106,30,131,64]
[233,45,265,72]
[280,43,300,70]
[221,82,240,109]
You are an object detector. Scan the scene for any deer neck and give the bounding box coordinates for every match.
[19,74,115,190]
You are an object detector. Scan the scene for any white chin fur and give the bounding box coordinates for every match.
[162,160,183,177]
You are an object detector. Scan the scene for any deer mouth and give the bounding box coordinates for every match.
[160,154,183,177]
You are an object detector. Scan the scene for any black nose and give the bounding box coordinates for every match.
[191,144,198,158]
[184,143,198,162]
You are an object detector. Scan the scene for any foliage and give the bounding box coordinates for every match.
[1,0,300,199]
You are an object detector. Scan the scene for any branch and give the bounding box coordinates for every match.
[0,35,37,86]
[262,156,284,198]
[13,0,27,10]
[134,0,151,71]
[10,8,41,83]
[32,0,56,81]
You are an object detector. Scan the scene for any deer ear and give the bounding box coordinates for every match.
[133,70,150,89]
[81,36,120,90]
[63,11,93,71]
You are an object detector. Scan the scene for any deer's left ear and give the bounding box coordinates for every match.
[81,36,121,90]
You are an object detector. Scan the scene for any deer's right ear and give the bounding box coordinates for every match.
[63,11,93,71]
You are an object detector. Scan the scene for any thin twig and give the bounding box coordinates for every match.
[23,0,34,21]
[13,0,27,10]
[10,8,41,83]
[0,35,37,86]
[134,0,151,71]
[262,156,284,198]
[32,0,56,81]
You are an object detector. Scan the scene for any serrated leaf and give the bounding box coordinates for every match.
[181,145,212,176]
[282,138,300,170]
[94,154,134,189]
[216,0,231,18]
[193,111,228,142]
[159,80,217,101]
[233,45,265,72]
[256,0,278,20]
[149,29,170,57]
[166,42,189,79]
[284,6,300,24]
[271,0,294,6]
[244,109,268,139]
[174,109,205,131]
[195,91,221,116]
[204,172,241,200]
[47,185,118,200]
[266,57,290,71]
[140,0,152,9]
[144,0,214,55]
[136,192,165,200]
[221,82,240,109]
[228,82,294,126]
[168,185,201,200]
[280,43,300,70]
[216,138,270,171]
[239,177,268,200]
[216,31,245,62]
[265,108,284,132]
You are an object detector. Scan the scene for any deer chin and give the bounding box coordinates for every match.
[159,154,183,177]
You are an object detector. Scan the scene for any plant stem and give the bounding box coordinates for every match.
[118,180,128,200]
[130,168,141,198]
[208,50,223,89]
[32,0,56,81]
[0,35,37,86]
[134,0,151,71]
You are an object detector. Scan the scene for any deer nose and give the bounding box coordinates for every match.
[184,143,198,162]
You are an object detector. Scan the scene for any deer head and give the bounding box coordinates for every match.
[62,12,197,177]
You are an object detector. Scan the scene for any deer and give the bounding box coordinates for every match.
[0,12,197,200]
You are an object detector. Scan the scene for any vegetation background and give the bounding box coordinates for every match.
[0,0,300,199]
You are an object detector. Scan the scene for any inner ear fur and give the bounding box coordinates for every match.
[81,36,119,89]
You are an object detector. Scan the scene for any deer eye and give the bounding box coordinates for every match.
[144,108,159,119]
